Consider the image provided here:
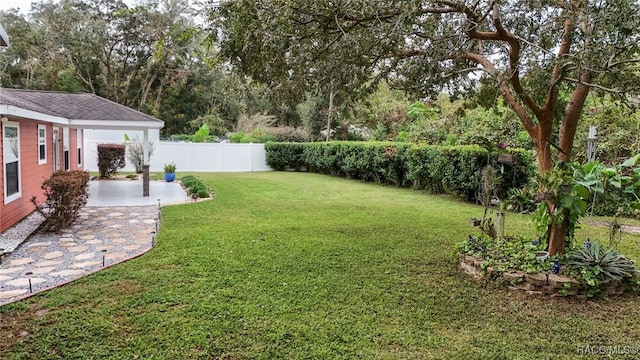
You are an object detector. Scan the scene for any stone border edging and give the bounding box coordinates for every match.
[460,254,630,297]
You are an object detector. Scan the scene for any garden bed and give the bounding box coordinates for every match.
[460,254,632,297]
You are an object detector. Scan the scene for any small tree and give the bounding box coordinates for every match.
[31,170,90,232]
[97,143,126,179]
[126,137,155,173]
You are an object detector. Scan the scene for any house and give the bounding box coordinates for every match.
[0,88,164,233]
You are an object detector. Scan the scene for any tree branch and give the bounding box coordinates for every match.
[563,77,627,93]
[457,52,537,138]
[541,18,574,119]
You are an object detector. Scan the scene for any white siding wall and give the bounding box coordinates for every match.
[83,141,272,173]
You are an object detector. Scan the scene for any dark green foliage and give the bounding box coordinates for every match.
[567,241,638,283]
[180,175,211,198]
[180,175,198,188]
[97,144,126,179]
[566,240,639,296]
[31,170,90,232]
[264,142,306,171]
[266,142,533,201]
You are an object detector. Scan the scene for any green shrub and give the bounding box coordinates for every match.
[180,175,198,188]
[31,170,90,232]
[265,142,305,171]
[180,175,211,198]
[266,142,534,201]
[97,143,126,179]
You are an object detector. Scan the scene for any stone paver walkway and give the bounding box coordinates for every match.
[0,206,160,305]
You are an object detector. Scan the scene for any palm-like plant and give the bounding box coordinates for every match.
[566,241,638,282]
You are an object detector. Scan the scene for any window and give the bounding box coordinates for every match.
[63,127,70,170]
[38,124,46,164]
[52,127,60,171]
[76,128,82,166]
[3,121,21,204]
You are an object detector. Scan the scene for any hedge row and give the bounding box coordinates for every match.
[265,142,534,201]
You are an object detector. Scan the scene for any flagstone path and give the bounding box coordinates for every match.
[0,206,160,306]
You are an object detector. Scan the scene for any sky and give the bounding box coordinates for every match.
[0,0,136,14]
[0,0,35,13]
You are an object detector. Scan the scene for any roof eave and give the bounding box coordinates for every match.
[0,104,68,124]
[69,119,165,130]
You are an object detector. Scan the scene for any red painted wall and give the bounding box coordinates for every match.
[0,118,83,232]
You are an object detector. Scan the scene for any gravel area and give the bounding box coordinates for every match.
[0,212,45,254]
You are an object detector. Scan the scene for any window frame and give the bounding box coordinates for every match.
[63,127,70,170]
[76,128,83,166]
[3,120,21,204]
[38,124,47,165]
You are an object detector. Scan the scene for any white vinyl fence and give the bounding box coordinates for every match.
[84,141,272,173]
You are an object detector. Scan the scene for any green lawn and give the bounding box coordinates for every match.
[1,172,639,359]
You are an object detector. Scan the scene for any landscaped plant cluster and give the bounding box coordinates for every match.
[31,170,90,232]
[180,175,211,199]
[97,143,126,179]
[573,155,640,217]
[458,234,640,297]
[265,141,533,201]
[456,235,549,274]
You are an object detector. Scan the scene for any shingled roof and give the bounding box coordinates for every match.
[0,88,163,129]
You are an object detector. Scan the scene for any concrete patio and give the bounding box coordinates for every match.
[87,179,190,207]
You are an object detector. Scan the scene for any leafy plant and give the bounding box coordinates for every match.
[532,167,588,248]
[180,175,211,198]
[506,186,537,213]
[456,235,548,274]
[566,241,638,283]
[164,163,177,173]
[573,155,640,217]
[192,124,211,143]
[97,143,126,179]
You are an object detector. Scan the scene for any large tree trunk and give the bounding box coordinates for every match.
[534,133,568,255]
[548,211,570,255]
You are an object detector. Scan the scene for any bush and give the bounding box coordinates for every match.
[97,143,126,179]
[265,142,534,201]
[180,175,199,188]
[265,142,306,171]
[180,175,211,198]
[31,170,90,232]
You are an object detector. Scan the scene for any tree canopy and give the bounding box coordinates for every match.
[212,0,640,254]
[213,0,640,164]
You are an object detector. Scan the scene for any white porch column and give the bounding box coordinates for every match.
[143,129,150,164]
[142,129,150,197]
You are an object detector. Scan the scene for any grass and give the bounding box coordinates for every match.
[1,172,639,359]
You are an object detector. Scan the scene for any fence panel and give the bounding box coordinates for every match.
[84,141,272,172]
